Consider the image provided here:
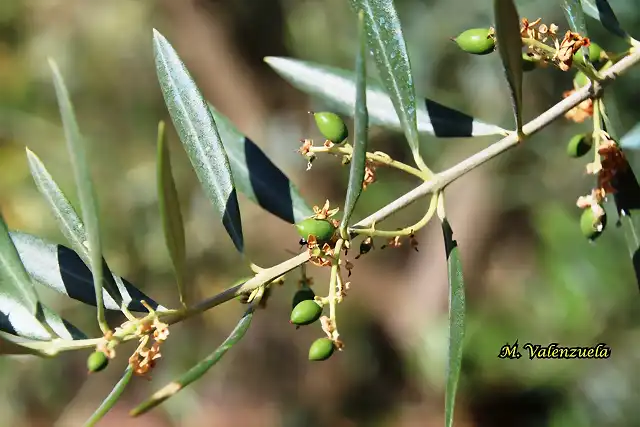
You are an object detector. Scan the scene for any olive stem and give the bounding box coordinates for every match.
[592,99,603,168]
[328,239,344,321]
[309,145,426,180]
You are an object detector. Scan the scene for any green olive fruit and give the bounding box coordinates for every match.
[573,71,589,88]
[453,28,496,55]
[292,287,316,309]
[574,42,604,63]
[313,112,348,144]
[308,338,335,361]
[290,299,323,325]
[87,351,109,373]
[295,218,336,244]
[566,133,593,158]
[580,208,607,241]
[522,53,537,72]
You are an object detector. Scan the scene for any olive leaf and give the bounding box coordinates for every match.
[342,11,369,234]
[347,0,422,168]
[442,219,465,427]
[494,0,524,133]
[561,0,592,64]
[264,57,506,138]
[207,104,314,224]
[0,213,86,341]
[582,0,630,40]
[10,231,163,312]
[84,366,134,427]
[620,122,640,149]
[25,148,123,309]
[48,58,107,330]
[153,29,244,253]
[156,120,187,307]
[130,308,254,416]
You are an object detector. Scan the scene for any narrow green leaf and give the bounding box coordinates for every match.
[582,0,630,40]
[441,219,465,427]
[561,0,592,63]
[10,231,164,312]
[265,57,506,138]
[208,104,314,224]
[341,12,369,234]
[156,120,187,307]
[153,29,244,253]
[84,366,134,427]
[494,0,524,133]
[620,122,640,149]
[347,0,421,166]
[130,309,254,416]
[48,58,107,331]
[25,147,122,307]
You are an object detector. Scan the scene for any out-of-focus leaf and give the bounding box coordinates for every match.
[347,0,421,167]
[342,12,369,233]
[156,120,187,306]
[208,104,313,224]
[264,57,506,138]
[582,0,630,40]
[494,0,524,132]
[84,366,134,427]
[442,219,465,427]
[10,232,164,312]
[153,29,244,253]
[0,332,50,356]
[48,58,107,330]
[620,122,640,150]
[25,148,122,309]
[130,308,254,416]
[561,0,592,63]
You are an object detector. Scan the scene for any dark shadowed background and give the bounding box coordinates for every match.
[1,0,640,426]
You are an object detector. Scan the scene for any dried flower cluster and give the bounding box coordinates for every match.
[128,318,170,377]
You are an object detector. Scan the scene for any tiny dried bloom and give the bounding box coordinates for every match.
[298,139,313,156]
[409,233,419,252]
[555,31,590,71]
[313,200,340,220]
[381,236,402,249]
[363,161,377,190]
[563,90,593,122]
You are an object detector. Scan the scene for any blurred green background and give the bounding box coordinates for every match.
[1,0,640,426]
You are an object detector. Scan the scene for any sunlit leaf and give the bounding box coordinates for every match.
[25,148,122,307]
[130,308,254,416]
[342,12,369,233]
[157,120,187,306]
[582,0,630,40]
[619,122,640,150]
[84,366,134,427]
[48,58,107,330]
[347,0,422,167]
[153,29,244,253]
[442,219,465,427]
[208,104,314,224]
[10,232,164,312]
[265,57,506,138]
[494,0,524,132]
[561,0,592,63]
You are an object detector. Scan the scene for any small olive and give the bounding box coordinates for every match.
[313,112,348,144]
[574,42,604,63]
[566,133,593,158]
[522,53,537,72]
[87,351,109,373]
[292,287,316,309]
[295,218,336,244]
[308,338,335,361]
[453,28,496,55]
[290,300,323,325]
[573,71,590,88]
[580,208,607,241]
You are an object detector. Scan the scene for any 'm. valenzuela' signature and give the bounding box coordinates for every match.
[498,341,611,360]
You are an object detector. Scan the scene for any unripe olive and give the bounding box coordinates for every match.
[295,218,336,244]
[87,351,109,373]
[308,338,335,361]
[290,299,323,325]
[580,208,607,241]
[522,53,537,72]
[453,28,496,55]
[574,42,604,63]
[574,71,589,88]
[566,133,593,158]
[292,287,316,309]
[313,112,348,144]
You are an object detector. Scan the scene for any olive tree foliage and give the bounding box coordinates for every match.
[2,0,640,425]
